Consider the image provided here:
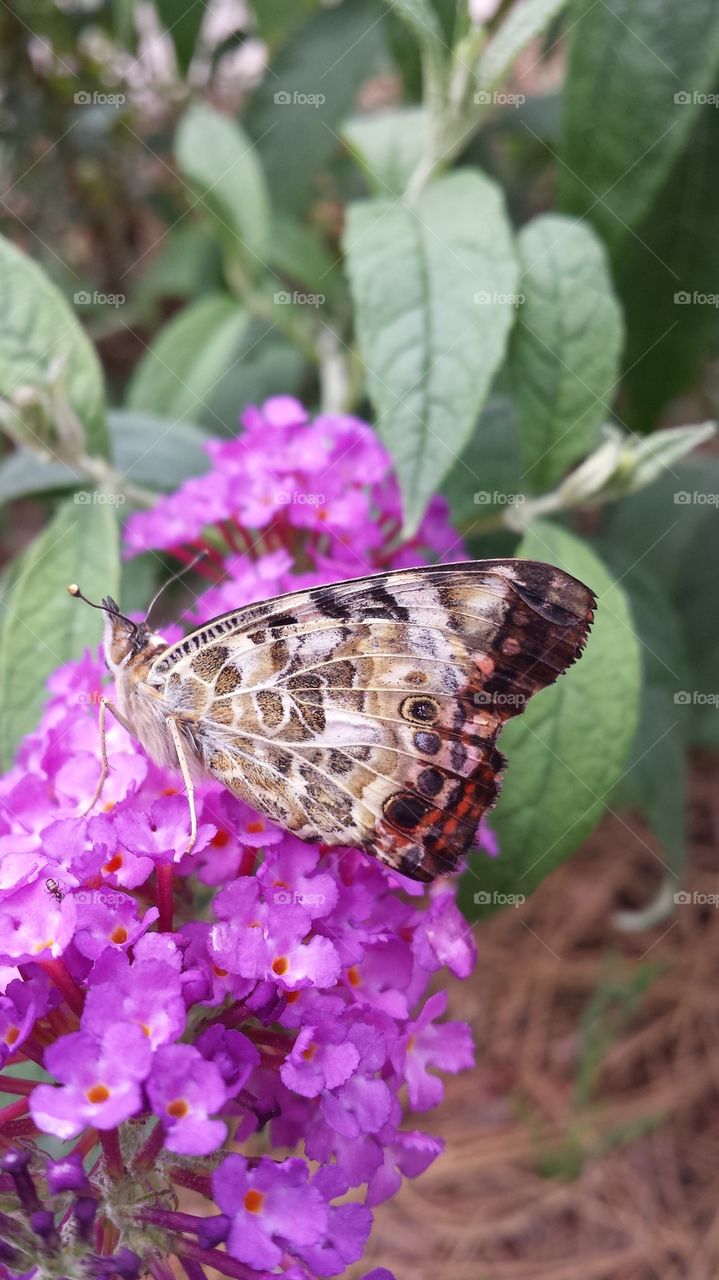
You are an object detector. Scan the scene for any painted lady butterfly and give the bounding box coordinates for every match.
[69,560,595,882]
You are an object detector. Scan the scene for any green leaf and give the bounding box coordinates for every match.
[614,94,719,428]
[245,0,388,215]
[608,567,687,873]
[459,522,641,918]
[127,294,250,425]
[441,394,522,526]
[344,169,518,534]
[478,0,571,89]
[108,410,209,490]
[155,0,204,73]
[558,0,719,244]
[599,456,719,747]
[341,107,431,197]
[0,498,120,766]
[0,235,107,456]
[510,214,624,491]
[175,104,270,268]
[0,450,78,506]
[268,214,343,304]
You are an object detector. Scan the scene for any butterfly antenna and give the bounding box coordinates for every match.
[67,584,137,632]
[145,549,208,627]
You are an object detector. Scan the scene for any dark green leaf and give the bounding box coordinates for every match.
[245,0,387,214]
[155,0,204,73]
[510,214,624,491]
[109,410,209,490]
[459,522,641,919]
[558,0,719,244]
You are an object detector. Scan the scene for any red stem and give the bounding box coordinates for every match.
[39,957,85,1016]
[0,1098,30,1126]
[168,1167,213,1198]
[156,863,175,933]
[70,1129,98,1160]
[173,1240,269,1280]
[134,1120,165,1170]
[0,1075,36,1096]
[99,1128,124,1180]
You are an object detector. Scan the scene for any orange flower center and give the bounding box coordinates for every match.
[302,1043,317,1061]
[347,965,361,987]
[243,1189,265,1214]
[271,955,289,976]
[211,829,231,848]
[110,926,128,945]
[246,820,265,834]
[166,1098,189,1118]
[4,1025,20,1046]
[86,1083,110,1104]
[103,854,123,874]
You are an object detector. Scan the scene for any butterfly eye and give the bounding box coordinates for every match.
[400,696,439,725]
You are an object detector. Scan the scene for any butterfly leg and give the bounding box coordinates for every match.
[166,716,198,855]
[80,697,133,817]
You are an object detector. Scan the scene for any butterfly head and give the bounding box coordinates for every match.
[67,586,165,673]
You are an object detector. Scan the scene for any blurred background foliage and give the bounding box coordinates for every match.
[0,0,718,925]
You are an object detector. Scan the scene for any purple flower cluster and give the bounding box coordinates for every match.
[0,399,492,1280]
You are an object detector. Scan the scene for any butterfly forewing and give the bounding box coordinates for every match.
[146,561,595,881]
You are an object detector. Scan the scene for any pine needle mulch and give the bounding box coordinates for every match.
[360,756,719,1280]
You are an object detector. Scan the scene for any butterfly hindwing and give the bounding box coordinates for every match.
[148,561,595,881]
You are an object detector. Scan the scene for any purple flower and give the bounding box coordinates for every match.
[146,1044,227,1155]
[82,947,186,1050]
[30,1025,151,1137]
[402,992,474,1110]
[213,1154,328,1269]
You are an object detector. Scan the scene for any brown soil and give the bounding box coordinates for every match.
[359,755,719,1280]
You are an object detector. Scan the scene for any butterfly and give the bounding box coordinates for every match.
[69,559,595,883]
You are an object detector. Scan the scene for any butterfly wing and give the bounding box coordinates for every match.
[148,561,595,882]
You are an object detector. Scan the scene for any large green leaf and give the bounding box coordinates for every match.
[0,498,120,766]
[459,522,641,918]
[109,410,210,489]
[344,169,518,534]
[599,456,719,748]
[558,0,719,244]
[341,108,431,198]
[127,294,250,425]
[245,0,387,214]
[441,394,522,527]
[175,104,270,270]
[0,235,107,457]
[614,92,719,428]
[510,215,624,491]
